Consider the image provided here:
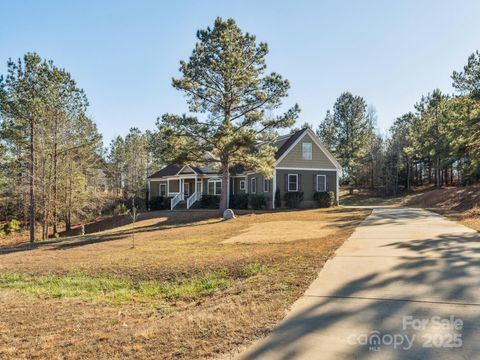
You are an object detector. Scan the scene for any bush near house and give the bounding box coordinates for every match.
[248,194,267,210]
[284,191,304,208]
[313,191,336,208]
[230,194,249,209]
[149,196,172,210]
[200,195,220,209]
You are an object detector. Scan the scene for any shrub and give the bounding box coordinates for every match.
[284,191,304,208]
[6,219,21,233]
[113,203,128,215]
[249,194,267,210]
[275,188,281,208]
[149,196,171,210]
[200,195,220,209]
[229,194,249,209]
[313,191,335,208]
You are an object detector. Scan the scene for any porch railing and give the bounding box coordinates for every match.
[186,191,202,209]
[170,192,182,210]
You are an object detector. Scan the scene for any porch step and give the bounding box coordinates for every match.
[173,200,187,210]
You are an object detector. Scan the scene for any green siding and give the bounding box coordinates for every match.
[246,173,274,208]
[275,169,337,208]
[277,132,337,169]
[149,180,167,197]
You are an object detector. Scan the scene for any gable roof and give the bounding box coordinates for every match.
[148,128,341,179]
[147,164,182,178]
[274,128,342,170]
[274,128,309,160]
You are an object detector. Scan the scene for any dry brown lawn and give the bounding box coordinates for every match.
[0,207,369,359]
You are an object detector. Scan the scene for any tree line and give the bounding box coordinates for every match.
[0,54,159,241]
[1,19,479,241]
[317,50,480,195]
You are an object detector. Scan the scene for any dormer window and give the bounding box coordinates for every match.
[302,142,312,160]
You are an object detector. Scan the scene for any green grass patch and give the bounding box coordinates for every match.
[0,271,231,303]
[239,263,270,278]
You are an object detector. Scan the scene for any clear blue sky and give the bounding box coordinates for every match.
[1,0,479,145]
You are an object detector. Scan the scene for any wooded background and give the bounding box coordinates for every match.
[1,47,479,241]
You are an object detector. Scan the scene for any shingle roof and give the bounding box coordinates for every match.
[147,164,182,178]
[148,129,312,179]
[274,128,308,160]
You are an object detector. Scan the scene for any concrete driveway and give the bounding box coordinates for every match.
[239,207,480,359]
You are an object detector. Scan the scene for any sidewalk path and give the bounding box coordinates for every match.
[239,207,480,359]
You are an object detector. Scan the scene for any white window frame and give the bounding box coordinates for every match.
[263,178,270,192]
[251,177,257,194]
[159,183,167,197]
[287,174,298,192]
[239,179,246,191]
[208,179,222,195]
[316,175,327,192]
[302,142,312,160]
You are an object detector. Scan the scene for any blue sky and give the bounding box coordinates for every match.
[1,0,479,145]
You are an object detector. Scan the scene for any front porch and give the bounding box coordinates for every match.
[148,175,226,210]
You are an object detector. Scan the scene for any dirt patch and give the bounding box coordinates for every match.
[223,220,335,244]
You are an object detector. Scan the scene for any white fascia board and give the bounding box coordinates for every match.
[274,129,342,171]
[275,167,338,172]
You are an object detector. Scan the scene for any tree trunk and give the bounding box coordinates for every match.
[29,120,36,243]
[220,159,229,213]
[52,126,58,235]
[436,158,441,188]
[406,157,410,191]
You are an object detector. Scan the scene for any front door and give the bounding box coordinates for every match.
[183,182,190,198]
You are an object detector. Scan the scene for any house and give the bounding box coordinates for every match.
[147,127,342,210]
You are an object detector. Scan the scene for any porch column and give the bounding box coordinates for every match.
[336,170,340,205]
[180,178,184,200]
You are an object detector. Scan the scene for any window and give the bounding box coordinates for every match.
[239,179,246,191]
[302,142,312,160]
[159,183,167,197]
[287,174,298,192]
[264,178,270,192]
[316,175,326,192]
[251,178,257,194]
[208,179,222,195]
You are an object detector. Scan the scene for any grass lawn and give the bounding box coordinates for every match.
[0,207,369,359]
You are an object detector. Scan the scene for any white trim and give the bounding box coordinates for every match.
[176,165,198,175]
[207,178,222,195]
[183,182,190,197]
[275,167,337,171]
[316,175,326,192]
[239,179,246,191]
[302,142,312,160]
[251,177,257,194]
[336,170,339,204]
[274,129,342,170]
[263,178,270,192]
[159,183,167,197]
[287,174,298,192]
